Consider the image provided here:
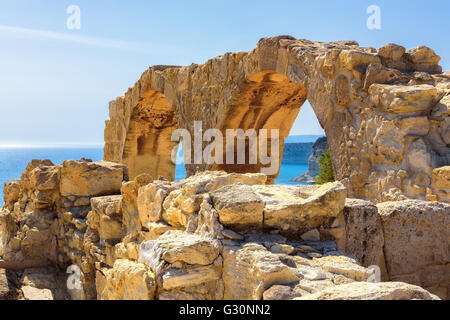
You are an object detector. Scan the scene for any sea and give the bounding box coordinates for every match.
[0,145,311,206]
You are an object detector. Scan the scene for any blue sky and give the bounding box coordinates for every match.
[0,0,449,146]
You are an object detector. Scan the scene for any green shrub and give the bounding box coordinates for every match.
[314,148,335,185]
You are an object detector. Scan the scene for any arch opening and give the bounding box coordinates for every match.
[276,101,326,185]
[210,71,310,183]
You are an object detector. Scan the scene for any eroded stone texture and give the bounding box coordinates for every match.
[378,200,450,299]
[138,230,224,300]
[98,259,156,300]
[341,199,387,278]
[222,243,301,300]
[121,173,153,239]
[210,184,265,231]
[3,180,20,212]
[256,182,347,238]
[138,180,174,228]
[104,36,450,203]
[139,230,220,267]
[427,166,450,202]
[60,160,127,197]
[0,268,15,300]
[295,282,440,300]
[88,195,123,244]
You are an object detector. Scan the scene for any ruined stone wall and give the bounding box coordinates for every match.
[0,159,128,299]
[1,160,448,300]
[104,36,449,203]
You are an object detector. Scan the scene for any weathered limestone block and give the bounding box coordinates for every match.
[295,278,335,294]
[60,160,127,197]
[161,264,222,292]
[0,268,15,300]
[377,200,450,299]
[378,43,406,65]
[313,255,371,282]
[406,138,433,175]
[88,195,122,243]
[427,166,450,202]
[21,285,54,300]
[342,199,386,276]
[431,94,450,120]
[397,116,430,136]
[1,207,58,268]
[365,118,409,166]
[139,231,220,267]
[0,210,16,257]
[363,63,410,90]
[138,180,174,228]
[21,224,54,262]
[222,243,300,300]
[159,171,266,229]
[193,196,224,239]
[377,43,442,73]
[19,160,55,198]
[121,173,153,238]
[7,160,61,213]
[29,165,59,192]
[337,50,380,71]
[162,190,203,229]
[368,84,441,114]
[295,282,439,300]
[3,180,20,211]
[407,46,442,73]
[137,229,223,300]
[210,183,265,231]
[98,259,156,300]
[255,182,347,238]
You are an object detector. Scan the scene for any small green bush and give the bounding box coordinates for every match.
[314,148,335,185]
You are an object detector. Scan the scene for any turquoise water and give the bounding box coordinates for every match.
[275,163,309,185]
[0,147,308,206]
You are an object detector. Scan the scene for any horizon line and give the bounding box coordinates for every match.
[0,134,325,148]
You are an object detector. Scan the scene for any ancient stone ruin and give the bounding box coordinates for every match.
[1,36,449,300]
[104,36,449,203]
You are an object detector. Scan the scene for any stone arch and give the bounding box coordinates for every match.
[104,36,449,203]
